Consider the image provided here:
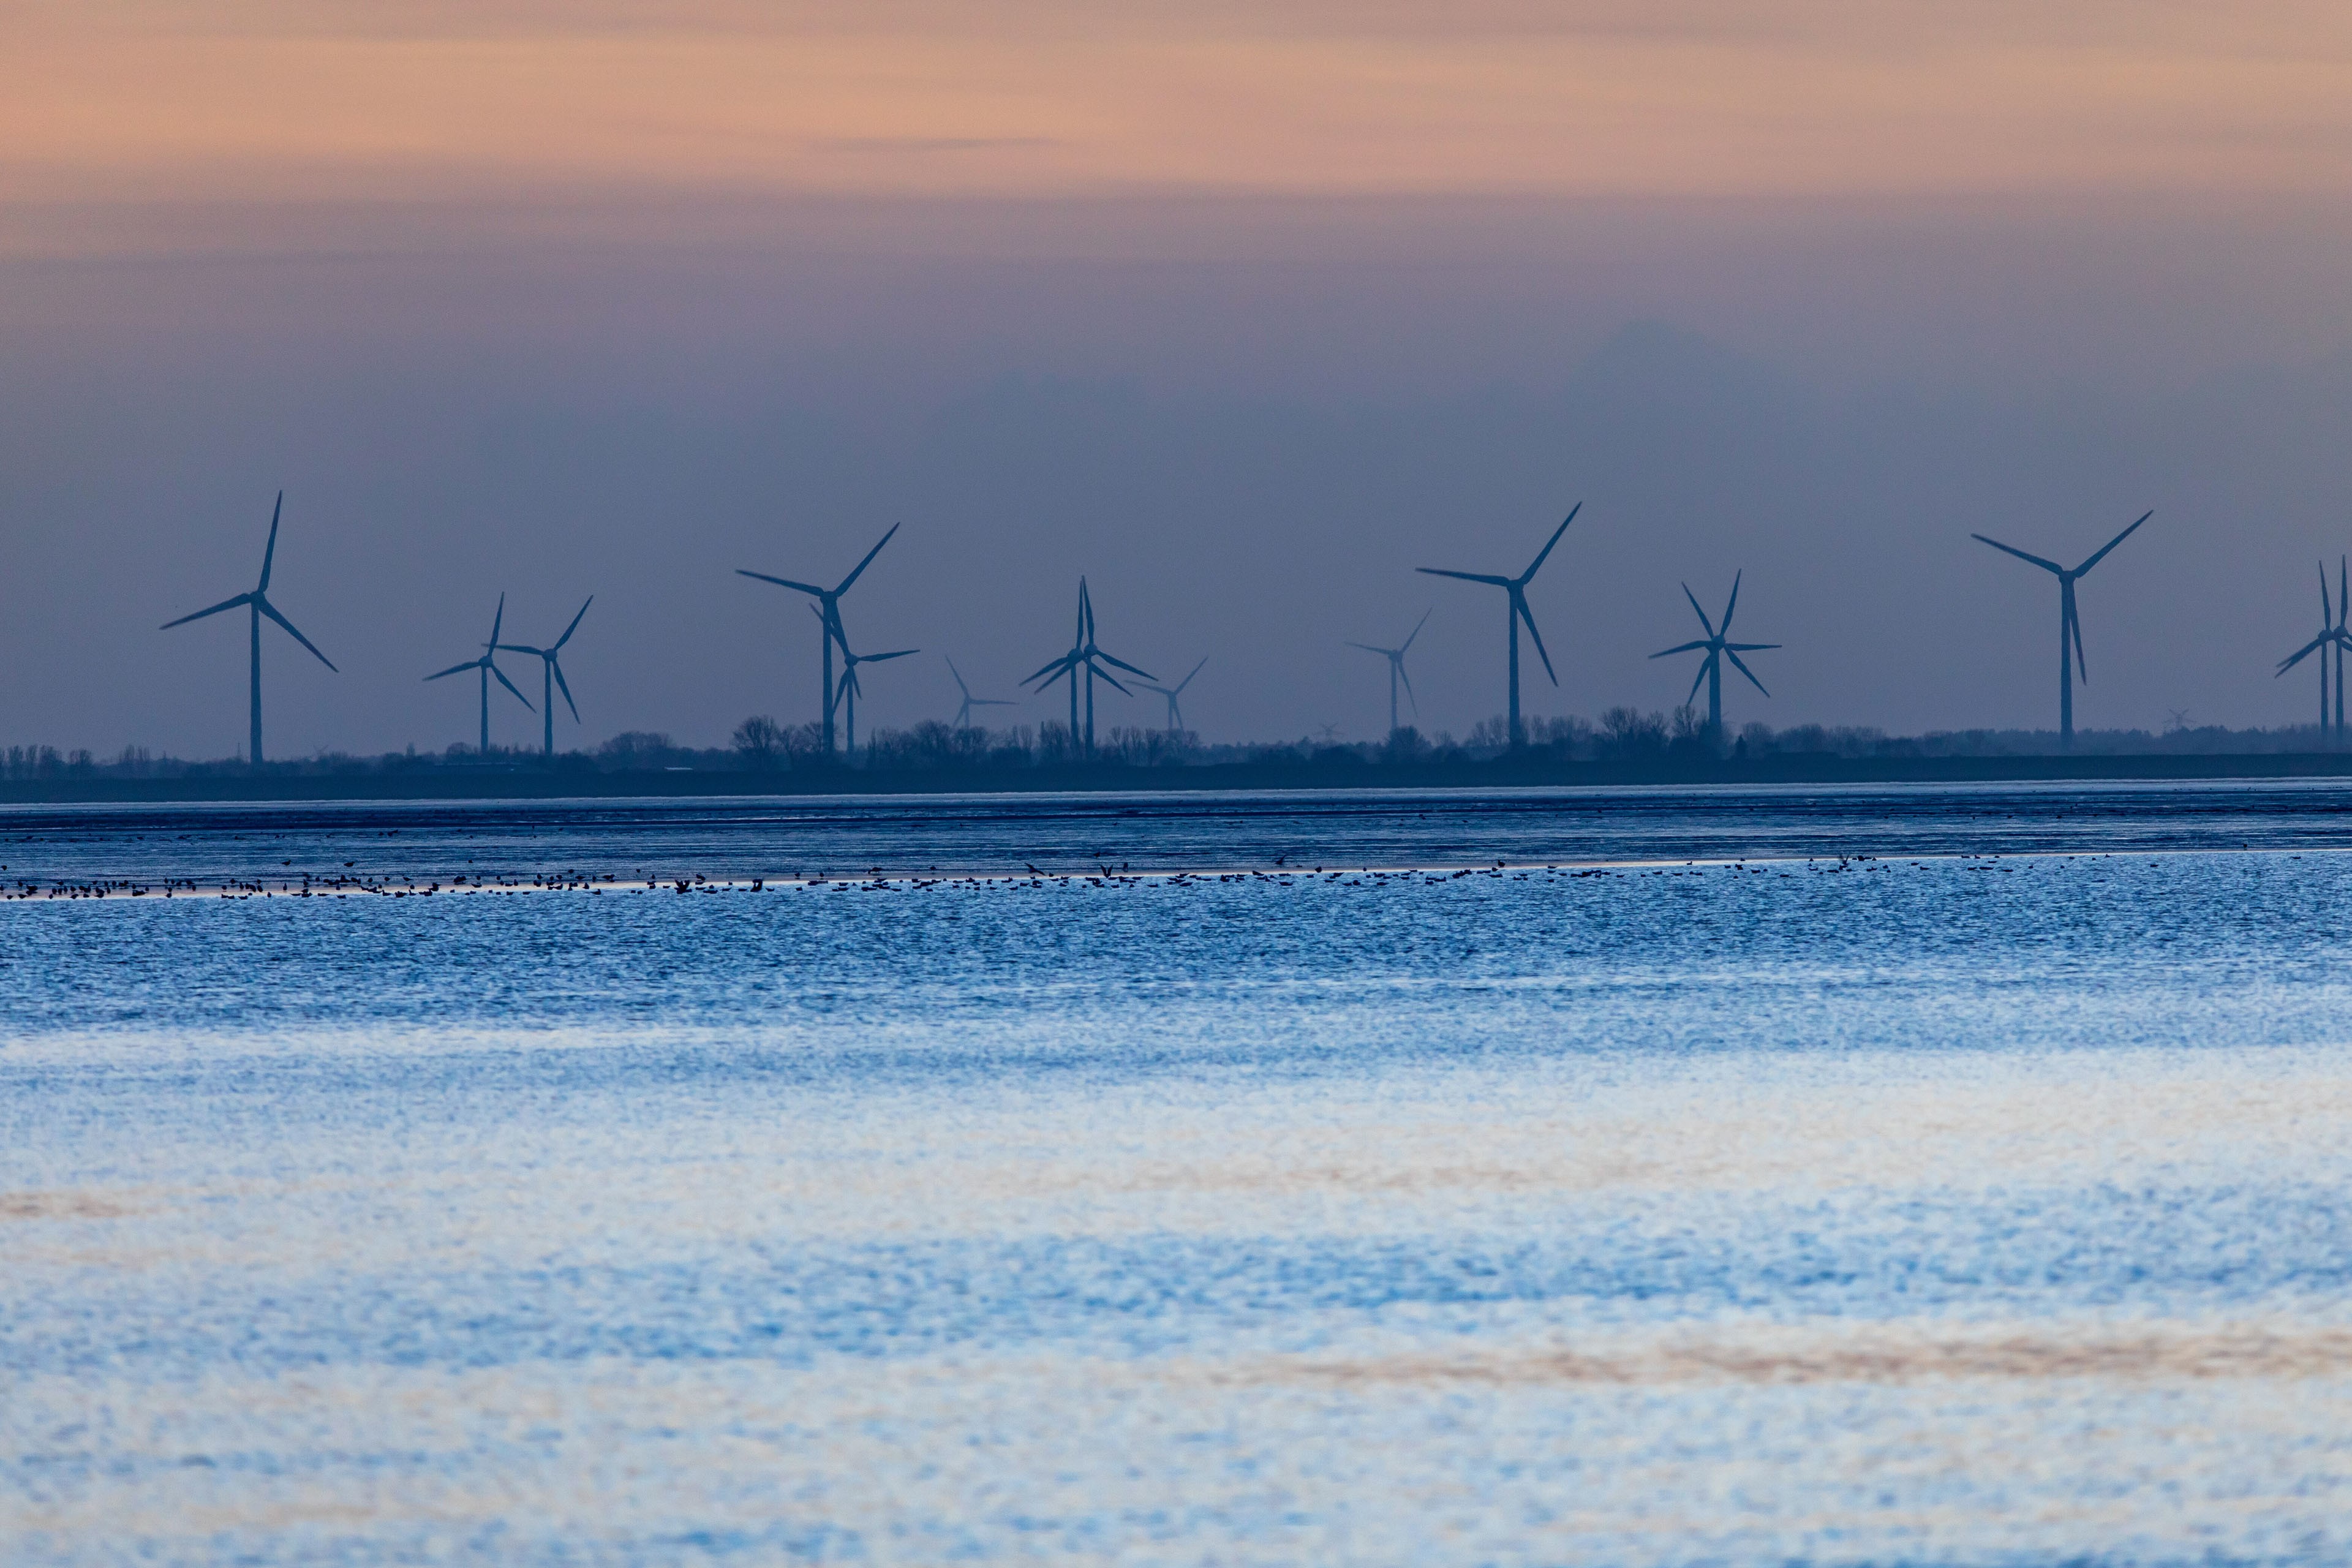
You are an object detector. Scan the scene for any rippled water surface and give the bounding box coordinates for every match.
[8,783,2352,1565]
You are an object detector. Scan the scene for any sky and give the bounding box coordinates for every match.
[5,1,2352,756]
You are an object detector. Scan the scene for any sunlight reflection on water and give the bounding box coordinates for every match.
[7,788,2352,1563]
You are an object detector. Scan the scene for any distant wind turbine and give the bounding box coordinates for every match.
[425,594,533,754]
[815,605,916,755]
[496,597,592,757]
[737,524,899,759]
[1972,510,2153,747]
[1649,573,1777,732]
[1347,609,1431,735]
[946,656,1017,730]
[1137,657,1207,734]
[1023,579,1153,756]
[2275,559,2346,736]
[1419,504,1579,748]
[159,491,337,766]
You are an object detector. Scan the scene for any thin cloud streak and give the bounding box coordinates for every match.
[7,2,2352,252]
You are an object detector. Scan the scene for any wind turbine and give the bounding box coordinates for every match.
[1972,510,2152,747]
[815,606,916,755]
[2275,559,2343,736]
[159,491,336,765]
[736,524,899,758]
[496,597,592,757]
[1023,579,1153,756]
[1419,504,1579,748]
[1347,609,1431,735]
[946,656,1017,730]
[1649,573,1778,733]
[425,593,533,754]
[1137,657,1208,734]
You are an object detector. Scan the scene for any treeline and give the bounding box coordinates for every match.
[8,708,2350,781]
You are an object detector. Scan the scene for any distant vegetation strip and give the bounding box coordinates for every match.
[8,712,2352,801]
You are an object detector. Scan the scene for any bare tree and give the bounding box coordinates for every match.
[733,714,788,771]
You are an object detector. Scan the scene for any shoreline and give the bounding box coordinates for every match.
[9,750,2352,805]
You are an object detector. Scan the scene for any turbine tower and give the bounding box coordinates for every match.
[2335,558,2349,737]
[425,593,533,754]
[946,657,1017,730]
[816,606,917,755]
[1137,657,1208,734]
[2276,560,2343,736]
[1023,579,1152,756]
[1972,510,2153,747]
[1419,504,1580,748]
[737,524,899,759]
[496,597,592,757]
[1347,609,1431,735]
[159,491,337,765]
[1649,573,1778,733]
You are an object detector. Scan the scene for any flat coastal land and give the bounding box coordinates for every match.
[10,749,2352,804]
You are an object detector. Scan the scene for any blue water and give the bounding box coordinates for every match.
[7,783,2352,1564]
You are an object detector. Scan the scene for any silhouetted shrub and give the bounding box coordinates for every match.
[1599,707,1668,757]
[598,731,677,769]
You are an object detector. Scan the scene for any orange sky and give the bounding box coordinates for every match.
[7,1,2351,256]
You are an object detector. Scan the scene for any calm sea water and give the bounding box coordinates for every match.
[7,783,2352,1564]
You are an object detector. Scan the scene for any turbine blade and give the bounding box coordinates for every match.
[1687,656,1709,707]
[1398,662,1419,715]
[488,592,505,649]
[492,643,543,656]
[1724,646,1771,696]
[1722,570,1742,633]
[867,648,919,663]
[256,597,336,671]
[1515,592,1558,684]
[552,659,579,722]
[1727,642,1781,652]
[808,600,859,659]
[1176,655,1207,693]
[424,660,478,681]
[834,522,900,595]
[1400,606,1433,652]
[556,595,592,648]
[1651,640,1709,658]
[160,592,251,630]
[1023,652,1077,685]
[1095,650,1155,680]
[1347,642,1390,655]
[1518,502,1580,583]
[492,660,533,709]
[257,491,283,591]
[2068,594,2088,682]
[1972,534,2065,574]
[1681,582,1717,639]
[2072,510,2153,576]
[1088,662,1133,696]
[737,570,828,595]
[1417,568,1512,586]
[946,655,971,698]
[2279,636,2328,672]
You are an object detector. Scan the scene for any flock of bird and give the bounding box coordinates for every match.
[164,493,2209,765]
